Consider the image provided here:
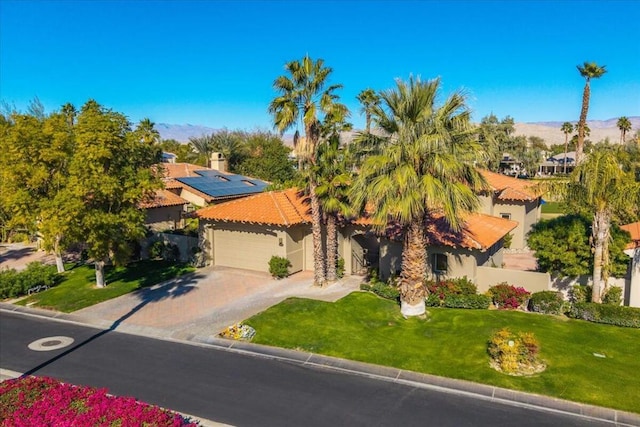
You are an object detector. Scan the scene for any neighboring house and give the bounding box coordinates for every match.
[194,188,517,283]
[140,189,189,231]
[538,151,576,176]
[160,153,269,207]
[621,221,640,308]
[478,170,543,249]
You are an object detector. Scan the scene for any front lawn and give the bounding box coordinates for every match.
[16,260,195,312]
[246,292,640,413]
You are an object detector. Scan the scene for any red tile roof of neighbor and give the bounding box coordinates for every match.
[160,163,210,179]
[479,169,540,201]
[195,189,518,251]
[621,221,640,249]
[139,189,189,209]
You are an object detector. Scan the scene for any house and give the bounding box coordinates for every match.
[140,189,189,231]
[621,221,640,308]
[478,170,542,249]
[194,188,517,283]
[159,153,269,207]
[538,151,576,176]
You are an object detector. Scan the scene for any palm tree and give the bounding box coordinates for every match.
[188,134,215,166]
[566,150,640,302]
[617,116,632,144]
[61,103,77,127]
[356,88,380,133]
[576,62,607,164]
[268,55,348,286]
[560,122,574,174]
[136,118,160,145]
[350,76,487,316]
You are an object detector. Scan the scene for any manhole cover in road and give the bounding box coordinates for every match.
[28,336,74,352]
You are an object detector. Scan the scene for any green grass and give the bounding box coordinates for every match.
[541,201,565,214]
[246,292,640,413]
[16,260,195,312]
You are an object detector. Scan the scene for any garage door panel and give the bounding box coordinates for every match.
[214,228,276,272]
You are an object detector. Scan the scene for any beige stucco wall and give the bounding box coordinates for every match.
[145,205,185,231]
[477,194,541,249]
[476,267,550,294]
[178,189,207,207]
[627,248,640,308]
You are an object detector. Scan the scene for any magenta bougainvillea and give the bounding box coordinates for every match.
[488,283,531,309]
[0,376,199,426]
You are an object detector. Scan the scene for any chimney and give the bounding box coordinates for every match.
[210,152,227,172]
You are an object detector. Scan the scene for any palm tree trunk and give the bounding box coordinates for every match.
[309,182,325,287]
[95,259,106,288]
[591,209,611,303]
[563,134,569,174]
[576,81,591,165]
[325,214,338,282]
[399,218,427,316]
[53,234,65,273]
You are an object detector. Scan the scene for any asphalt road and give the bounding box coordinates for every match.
[0,311,611,426]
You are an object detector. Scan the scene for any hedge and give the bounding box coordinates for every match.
[443,294,491,309]
[528,291,566,315]
[568,302,640,328]
[0,262,59,299]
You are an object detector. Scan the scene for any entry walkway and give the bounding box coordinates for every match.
[73,266,364,340]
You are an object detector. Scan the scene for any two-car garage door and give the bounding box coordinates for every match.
[213,227,277,272]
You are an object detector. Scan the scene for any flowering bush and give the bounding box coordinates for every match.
[219,322,256,341]
[0,376,199,426]
[488,283,530,309]
[487,328,544,375]
[425,277,477,301]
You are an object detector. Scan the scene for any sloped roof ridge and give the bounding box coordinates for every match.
[283,188,309,223]
[271,191,290,226]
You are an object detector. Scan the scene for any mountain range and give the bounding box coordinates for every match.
[157,117,640,146]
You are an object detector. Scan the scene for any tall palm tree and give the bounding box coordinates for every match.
[560,122,574,174]
[576,62,607,164]
[356,88,380,133]
[567,150,640,302]
[136,118,160,145]
[268,55,348,286]
[350,76,487,316]
[617,116,632,144]
[61,103,77,128]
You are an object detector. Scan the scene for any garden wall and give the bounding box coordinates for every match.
[476,267,550,293]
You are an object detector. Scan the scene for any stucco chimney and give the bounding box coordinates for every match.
[210,152,227,172]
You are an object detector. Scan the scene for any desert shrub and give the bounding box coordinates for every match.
[443,294,491,309]
[487,328,543,375]
[602,286,623,305]
[570,284,592,303]
[488,282,530,309]
[568,303,640,328]
[0,262,59,299]
[360,276,400,301]
[336,258,345,279]
[268,256,291,279]
[426,277,477,300]
[528,291,566,315]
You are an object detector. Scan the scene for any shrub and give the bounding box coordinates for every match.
[528,291,566,315]
[268,256,291,279]
[163,243,181,262]
[336,258,345,279]
[0,262,59,299]
[149,240,165,259]
[360,277,400,301]
[570,284,592,303]
[426,277,477,300]
[488,283,530,309]
[602,286,623,305]
[568,303,640,328]
[487,328,543,375]
[443,294,491,309]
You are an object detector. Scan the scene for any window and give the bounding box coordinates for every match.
[432,253,447,274]
[500,213,511,220]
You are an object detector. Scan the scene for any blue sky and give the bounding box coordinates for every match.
[1,0,639,131]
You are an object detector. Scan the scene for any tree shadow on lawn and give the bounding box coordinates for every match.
[21,270,204,378]
[104,260,194,289]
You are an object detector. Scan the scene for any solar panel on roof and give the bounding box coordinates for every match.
[177,174,268,198]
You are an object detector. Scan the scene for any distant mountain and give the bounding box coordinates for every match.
[157,117,639,146]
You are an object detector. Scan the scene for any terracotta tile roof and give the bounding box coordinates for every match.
[197,189,516,250]
[140,189,189,209]
[479,169,540,201]
[194,188,311,226]
[621,221,640,249]
[160,163,209,179]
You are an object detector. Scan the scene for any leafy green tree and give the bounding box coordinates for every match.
[528,215,629,278]
[61,103,77,127]
[560,122,574,174]
[476,114,516,171]
[237,131,296,184]
[356,88,380,133]
[70,100,162,287]
[564,149,640,302]
[158,139,196,163]
[268,55,348,286]
[576,62,607,164]
[350,76,486,316]
[617,116,632,144]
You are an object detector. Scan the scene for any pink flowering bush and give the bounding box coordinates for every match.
[0,376,199,426]
[488,283,531,309]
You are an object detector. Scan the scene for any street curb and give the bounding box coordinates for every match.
[2,302,639,426]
